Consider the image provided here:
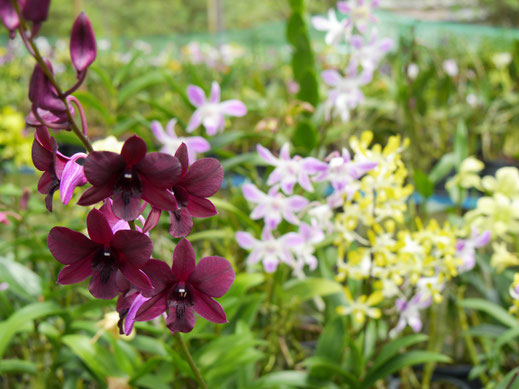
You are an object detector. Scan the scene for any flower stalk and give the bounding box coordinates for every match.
[174,332,208,389]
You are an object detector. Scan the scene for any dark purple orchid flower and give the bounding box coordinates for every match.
[47,208,154,300]
[31,126,69,211]
[168,143,223,237]
[0,0,19,38]
[21,0,50,23]
[70,12,96,75]
[28,61,66,113]
[78,135,181,221]
[126,238,234,334]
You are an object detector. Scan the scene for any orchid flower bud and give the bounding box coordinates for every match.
[70,12,96,75]
[0,0,20,39]
[28,61,66,113]
[21,0,50,22]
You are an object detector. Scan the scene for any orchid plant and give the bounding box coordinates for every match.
[0,1,241,387]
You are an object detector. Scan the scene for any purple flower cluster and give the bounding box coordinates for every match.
[311,0,393,122]
[237,143,376,275]
[2,1,235,335]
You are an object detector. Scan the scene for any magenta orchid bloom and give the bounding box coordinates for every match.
[47,209,153,299]
[151,119,210,164]
[337,0,379,34]
[168,143,223,237]
[124,239,234,334]
[456,227,491,273]
[31,126,70,212]
[236,228,304,273]
[78,135,181,221]
[311,9,350,45]
[186,81,247,136]
[256,143,327,195]
[242,183,308,229]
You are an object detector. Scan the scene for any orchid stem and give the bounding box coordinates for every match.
[174,332,208,389]
[128,220,136,230]
[10,0,94,154]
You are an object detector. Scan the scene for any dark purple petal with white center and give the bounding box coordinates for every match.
[172,239,196,281]
[186,195,217,218]
[168,208,193,238]
[189,256,234,298]
[111,229,153,268]
[83,151,124,186]
[193,290,227,323]
[166,305,195,333]
[89,269,119,299]
[137,152,181,190]
[48,226,100,265]
[57,255,93,285]
[183,158,223,198]
[121,135,147,167]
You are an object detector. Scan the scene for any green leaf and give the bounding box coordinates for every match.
[211,197,261,235]
[297,70,319,107]
[429,152,456,184]
[113,51,142,87]
[221,152,264,171]
[0,302,61,359]
[304,356,359,388]
[293,120,317,152]
[187,228,235,242]
[0,359,37,375]
[282,278,342,303]
[414,170,434,199]
[496,327,519,350]
[74,91,115,125]
[117,72,164,106]
[162,72,193,108]
[255,371,312,388]
[454,120,468,165]
[0,255,42,300]
[62,334,111,382]
[361,351,451,389]
[89,65,117,97]
[495,367,519,389]
[370,334,429,372]
[460,298,519,329]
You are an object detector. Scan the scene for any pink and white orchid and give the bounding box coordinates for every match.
[151,119,210,164]
[236,228,304,273]
[311,9,350,45]
[186,81,247,136]
[456,227,491,273]
[242,183,308,229]
[322,67,372,122]
[389,292,431,338]
[337,0,379,34]
[286,222,325,273]
[256,143,327,195]
[349,30,393,73]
